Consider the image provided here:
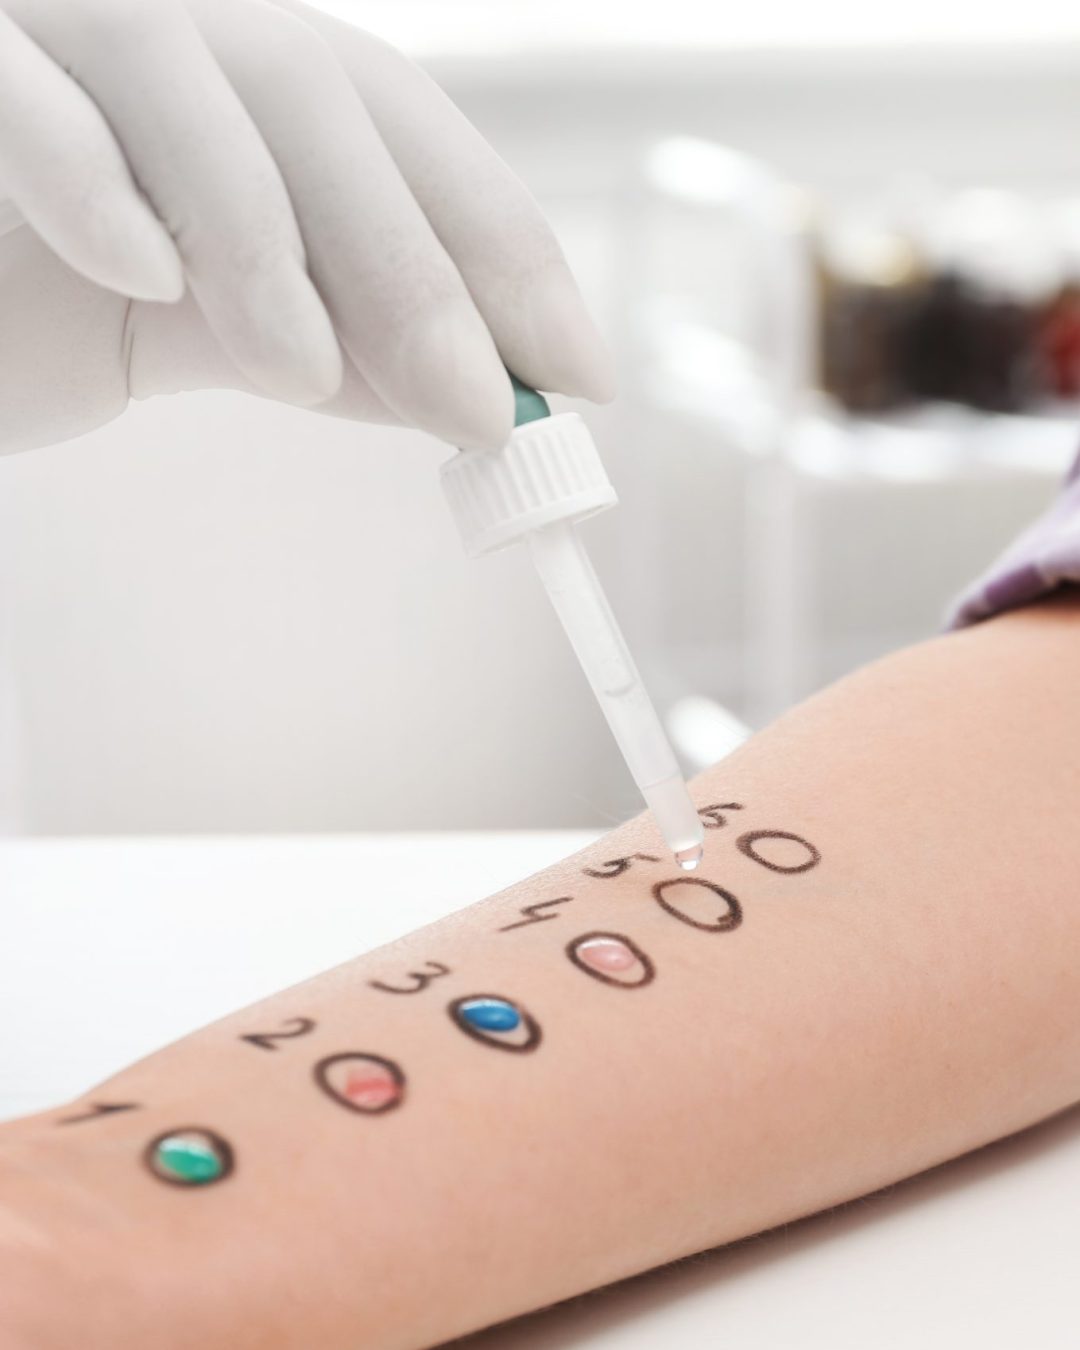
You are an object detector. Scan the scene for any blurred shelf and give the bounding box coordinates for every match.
[786,403,1080,485]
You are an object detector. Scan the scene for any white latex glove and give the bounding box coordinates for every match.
[0,0,616,455]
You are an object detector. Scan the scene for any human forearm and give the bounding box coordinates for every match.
[5,596,1080,1348]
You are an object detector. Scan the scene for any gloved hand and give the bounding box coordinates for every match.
[0,0,616,455]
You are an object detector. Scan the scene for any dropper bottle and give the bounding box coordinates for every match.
[440,378,705,870]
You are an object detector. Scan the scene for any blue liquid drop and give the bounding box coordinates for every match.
[460,998,521,1032]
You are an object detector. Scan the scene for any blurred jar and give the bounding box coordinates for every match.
[1039,283,1080,399]
[908,190,1059,412]
[1038,199,1080,400]
[817,216,924,412]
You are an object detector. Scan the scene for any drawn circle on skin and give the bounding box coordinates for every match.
[144,1127,235,1188]
[313,1053,406,1115]
[736,830,821,874]
[567,931,655,988]
[652,877,743,932]
[448,994,542,1053]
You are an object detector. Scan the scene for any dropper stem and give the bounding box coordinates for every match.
[527,522,704,863]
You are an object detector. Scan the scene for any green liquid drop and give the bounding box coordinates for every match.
[157,1136,224,1184]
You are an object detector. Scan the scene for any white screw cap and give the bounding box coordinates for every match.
[440,411,617,557]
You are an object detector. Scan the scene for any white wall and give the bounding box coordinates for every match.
[4,39,1078,835]
[4,394,635,833]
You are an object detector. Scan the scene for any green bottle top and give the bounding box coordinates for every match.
[511,374,551,427]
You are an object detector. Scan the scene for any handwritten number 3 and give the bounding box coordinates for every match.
[369,962,451,996]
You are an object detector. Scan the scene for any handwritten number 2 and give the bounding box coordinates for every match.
[240,1016,317,1051]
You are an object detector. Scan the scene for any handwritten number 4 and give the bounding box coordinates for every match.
[498,897,573,932]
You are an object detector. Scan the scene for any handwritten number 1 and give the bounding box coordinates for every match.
[58,1102,141,1126]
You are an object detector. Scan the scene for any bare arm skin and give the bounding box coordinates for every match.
[3,596,1080,1349]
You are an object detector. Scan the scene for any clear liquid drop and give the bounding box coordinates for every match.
[674,843,704,871]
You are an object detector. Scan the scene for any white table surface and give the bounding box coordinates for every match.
[4,833,1079,1349]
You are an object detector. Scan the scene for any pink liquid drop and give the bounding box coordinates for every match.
[344,1072,398,1110]
[578,938,636,974]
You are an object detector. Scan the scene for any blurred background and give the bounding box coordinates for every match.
[3,1,1080,836]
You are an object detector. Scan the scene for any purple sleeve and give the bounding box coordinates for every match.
[948,446,1080,629]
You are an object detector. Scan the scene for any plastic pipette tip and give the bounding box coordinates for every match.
[674,843,704,871]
